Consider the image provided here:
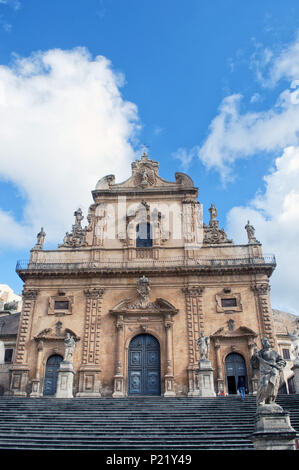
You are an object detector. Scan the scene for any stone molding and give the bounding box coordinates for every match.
[252,283,276,348]
[182,286,205,395]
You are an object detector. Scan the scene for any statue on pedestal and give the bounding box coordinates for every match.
[196,332,210,360]
[63,332,76,363]
[286,327,299,363]
[250,337,286,408]
[245,220,259,244]
[34,227,46,250]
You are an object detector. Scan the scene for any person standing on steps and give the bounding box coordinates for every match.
[237,376,246,400]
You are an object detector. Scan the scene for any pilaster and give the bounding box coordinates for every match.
[10,288,39,396]
[77,288,104,397]
[252,283,276,348]
[182,286,205,396]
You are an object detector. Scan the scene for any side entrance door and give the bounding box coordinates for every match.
[43,354,63,396]
[128,334,161,396]
[225,353,247,395]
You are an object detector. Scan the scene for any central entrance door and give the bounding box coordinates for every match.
[128,334,161,396]
[225,353,247,395]
[43,354,63,396]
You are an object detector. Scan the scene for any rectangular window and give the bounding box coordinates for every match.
[221,298,237,307]
[54,300,69,310]
[4,348,13,363]
[282,348,290,360]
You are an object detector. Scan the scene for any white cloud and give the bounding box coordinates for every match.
[172,147,197,171]
[226,146,299,314]
[0,48,140,248]
[0,0,20,10]
[174,33,299,182]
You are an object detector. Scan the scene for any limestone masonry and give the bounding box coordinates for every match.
[7,152,297,398]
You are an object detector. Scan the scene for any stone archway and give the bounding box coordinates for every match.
[225,353,248,395]
[110,276,179,398]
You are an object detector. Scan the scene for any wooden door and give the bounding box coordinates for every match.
[128,334,161,395]
[43,354,63,396]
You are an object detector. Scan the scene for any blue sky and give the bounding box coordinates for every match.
[1,1,299,314]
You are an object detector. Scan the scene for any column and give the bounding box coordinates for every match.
[252,283,276,348]
[182,286,204,396]
[77,288,104,397]
[30,339,44,397]
[214,340,224,393]
[248,338,258,394]
[164,316,175,397]
[10,288,39,397]
[112,316,125,397]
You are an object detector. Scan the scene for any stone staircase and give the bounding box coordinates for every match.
[0,394,298,450]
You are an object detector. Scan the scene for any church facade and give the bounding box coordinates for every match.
[10,152,278,398]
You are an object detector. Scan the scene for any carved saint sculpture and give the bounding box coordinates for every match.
[63,332,76,363]
[196,332,210,360]
[286,327,299,362]
[35,227,46,250]
[136,275,151,308]
[250,338,286,407]
[245,220,259,244]
[209,204,218,226]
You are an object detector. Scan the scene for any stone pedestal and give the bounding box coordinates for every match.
[251,404,297,450]
[164,375,176,397]
[29,378,42,397]
[76,366,102,397]
[55,361,75,398]
[112,374,125,398]
[291,360,299,394]
[9,366,30,397]
[198,360,216,397]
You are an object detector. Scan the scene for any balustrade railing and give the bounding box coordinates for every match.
[16,254,276,272]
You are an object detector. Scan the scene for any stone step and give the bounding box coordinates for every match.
[0,394,296,450]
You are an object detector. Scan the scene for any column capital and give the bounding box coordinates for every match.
[251,283,270,295]
[182,286,205,296]
[22,288,40,300]
[84,288,105,299]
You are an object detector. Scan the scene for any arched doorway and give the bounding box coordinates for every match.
[43,354,63,396]
[225,353,248,395]
[128,334,161,396]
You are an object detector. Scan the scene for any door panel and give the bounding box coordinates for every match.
[128,334,161,395]
[43,354,63,396]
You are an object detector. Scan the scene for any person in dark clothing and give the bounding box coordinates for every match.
[237,376,246,400]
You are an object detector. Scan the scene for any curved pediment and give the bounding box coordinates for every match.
[110,296,178,315]
[211,325,258,339]
[93,152,196,196]
[34,326,80,342]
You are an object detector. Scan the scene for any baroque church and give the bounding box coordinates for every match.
[9,152,292,398]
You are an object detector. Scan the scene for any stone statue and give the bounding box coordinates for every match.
[35,227,46,249]
[63,332,76,362]
[250,338,286,407]
[286,327,299,362]
[196,332,210,360]
[245,220,259,244]
[136,275,151,308]
[209,204,218,226]
[74,208,84,227]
